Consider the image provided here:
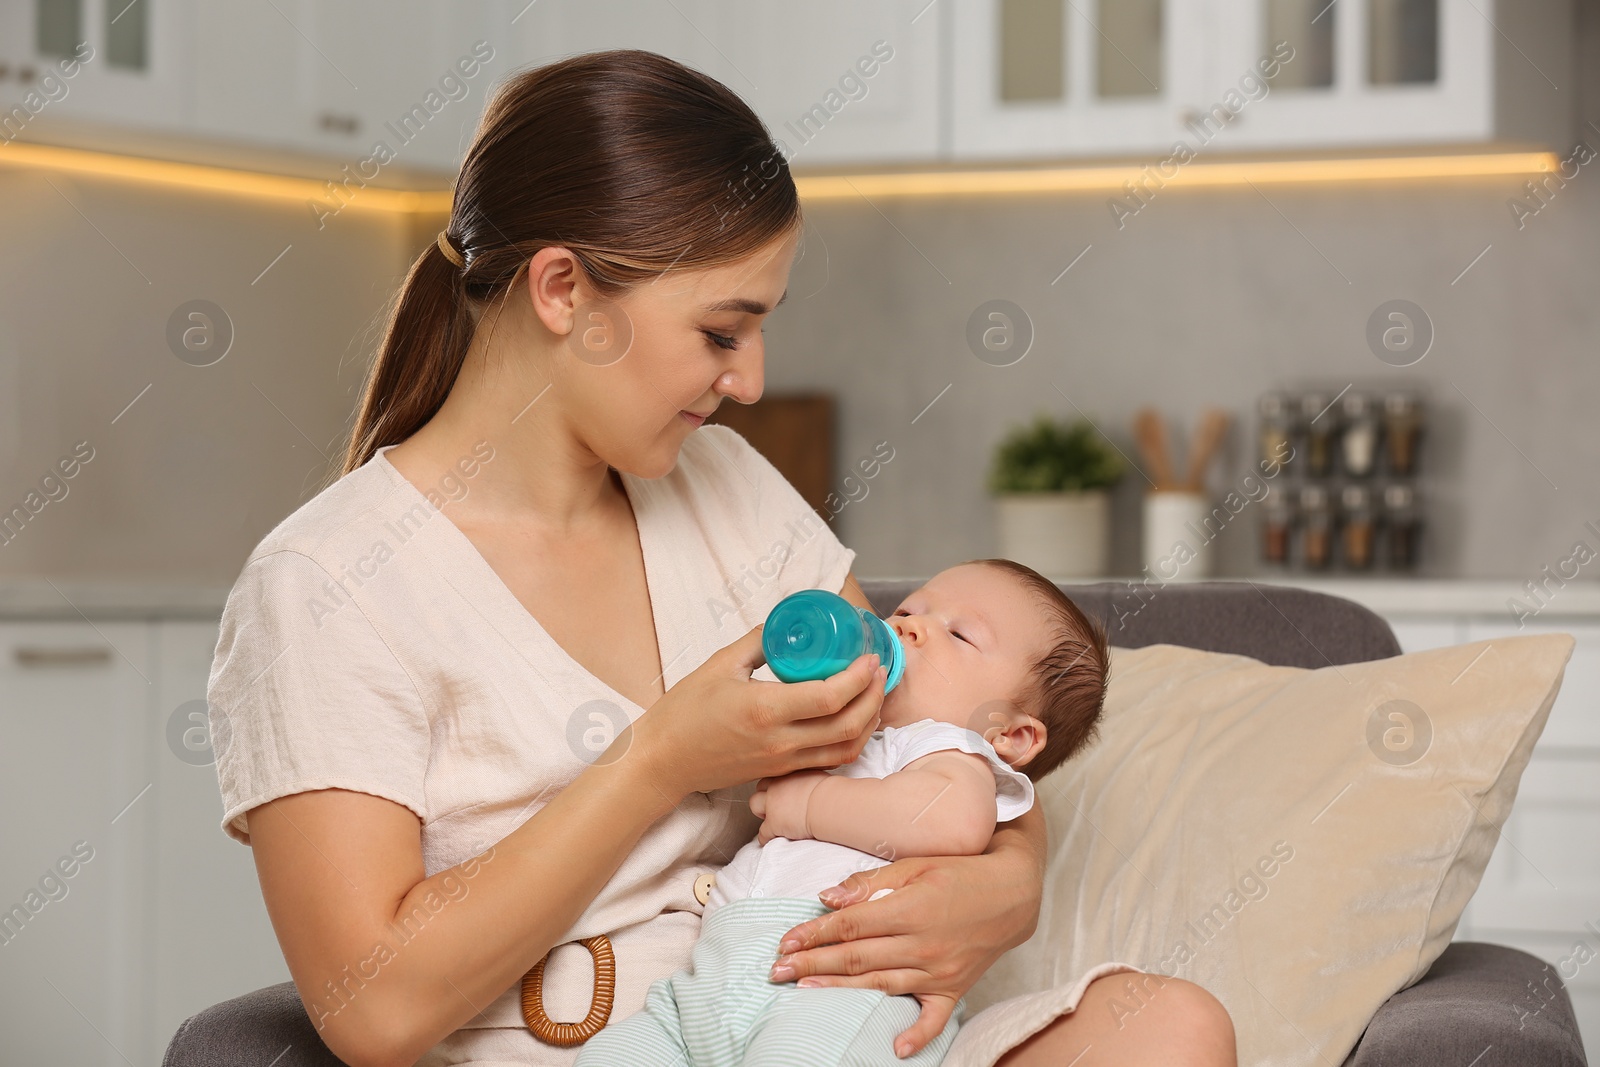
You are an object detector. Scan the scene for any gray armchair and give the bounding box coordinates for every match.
[164,581,1588,1067]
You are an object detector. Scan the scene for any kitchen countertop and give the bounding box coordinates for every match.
[3,577,1598,621]
[0,580,233,620]
[1232,577,1600,617]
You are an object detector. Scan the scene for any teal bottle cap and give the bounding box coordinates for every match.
[865,613,906,693]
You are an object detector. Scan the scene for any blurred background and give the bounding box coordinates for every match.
[0,0,1597,1062]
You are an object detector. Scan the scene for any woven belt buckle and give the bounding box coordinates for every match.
[520,934,616,1046]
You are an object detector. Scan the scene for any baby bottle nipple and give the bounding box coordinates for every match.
[762,589,905,693]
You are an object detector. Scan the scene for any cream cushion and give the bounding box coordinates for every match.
[962,634,1575,1066]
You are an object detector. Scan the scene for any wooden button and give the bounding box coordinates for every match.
[693,871,716,906]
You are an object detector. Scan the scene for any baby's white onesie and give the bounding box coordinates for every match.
[704,719,1035,915]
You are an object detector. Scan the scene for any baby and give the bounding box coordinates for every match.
[574,558,1111,1067]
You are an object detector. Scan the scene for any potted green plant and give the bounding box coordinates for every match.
[988,413,1124,578]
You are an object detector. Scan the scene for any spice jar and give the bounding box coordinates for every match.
[1299,485,1333,570]
[1384,484,1422,570]
[1339,392,1380,477]
[1262,496,1293,565]
[1300,391,1336,477]
[1258,393,1292,472]
[1383,393,1424,476]
[1340,485,1375,570]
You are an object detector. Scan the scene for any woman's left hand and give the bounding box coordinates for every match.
[767,806,1047,1059]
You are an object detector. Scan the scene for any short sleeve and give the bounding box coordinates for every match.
[207,549,431,845]
[886,720,1036,823]
[699,423,857,597]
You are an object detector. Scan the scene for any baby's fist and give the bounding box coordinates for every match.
[750,769,830,844]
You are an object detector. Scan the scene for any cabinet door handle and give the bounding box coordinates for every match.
[14,646,113,667]
[317,112,361,136]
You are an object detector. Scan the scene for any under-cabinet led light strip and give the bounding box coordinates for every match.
[0,140,1558,211]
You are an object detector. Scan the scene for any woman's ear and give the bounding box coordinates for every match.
[524,245,581,338]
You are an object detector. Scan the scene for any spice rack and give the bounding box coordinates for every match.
[1257,387,1425,573]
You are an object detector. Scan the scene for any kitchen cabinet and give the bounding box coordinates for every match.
[0,6,37,98]
[186,0,311,152]
[709,0,942,166]
[0,617,287,1066]
[744,1,943,165]
[505,0,943,166]
[190,0,508,173]
[506,0,729,84]
[1205,0,1570,152]
[0,621,154,1067]
[950,0,1572,160]
[288,1,506,173]
[6,0,1576,173]
[6,0,192,134]
[950,0,1214,159]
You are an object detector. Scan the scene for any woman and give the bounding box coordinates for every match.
[210,50,1235,1067]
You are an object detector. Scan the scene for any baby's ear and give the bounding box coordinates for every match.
[1010,717,1048,768]
[964,697,1021,739]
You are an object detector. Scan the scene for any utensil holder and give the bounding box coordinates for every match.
[1142,491,1216,580]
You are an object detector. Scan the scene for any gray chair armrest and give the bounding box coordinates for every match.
[163,981,347,1067]
[1344,942,1587,1067]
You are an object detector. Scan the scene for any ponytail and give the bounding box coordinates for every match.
[340,236,477,476]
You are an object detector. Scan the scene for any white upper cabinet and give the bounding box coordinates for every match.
[2,0,1576,171]
[503,0,943,166]
[291,1,506,172]
[505,0,730,76]
[950,0,1573,160]
[187,0,306,149]
[11,0,192,132]
[1205,0,1567,150]
[951,0,1213,158]
[737,1,942,166]
[190,0,507,172]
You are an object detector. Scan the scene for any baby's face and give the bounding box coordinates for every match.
[879,563,1051,744]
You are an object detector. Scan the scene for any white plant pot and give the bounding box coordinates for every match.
[1141,490,1216,580]
[993,490,1111,579]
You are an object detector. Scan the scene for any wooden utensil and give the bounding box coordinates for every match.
[1182,408,1231,490]
[1134,408,1176,489]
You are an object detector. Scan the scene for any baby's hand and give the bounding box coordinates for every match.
[749,769,831,844]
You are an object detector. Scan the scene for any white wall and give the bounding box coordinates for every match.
[0,163,414,584]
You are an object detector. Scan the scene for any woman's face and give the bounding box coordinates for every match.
[555,226,800,478]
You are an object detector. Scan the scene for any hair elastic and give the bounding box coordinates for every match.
[436,230,465,268]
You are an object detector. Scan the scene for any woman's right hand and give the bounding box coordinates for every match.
[633,623,888,800]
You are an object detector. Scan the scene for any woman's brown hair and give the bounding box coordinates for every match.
[338,48,803,477]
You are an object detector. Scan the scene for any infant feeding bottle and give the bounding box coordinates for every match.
[762,590,905,693]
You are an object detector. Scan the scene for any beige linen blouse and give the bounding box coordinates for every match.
[208,424,856,1064]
